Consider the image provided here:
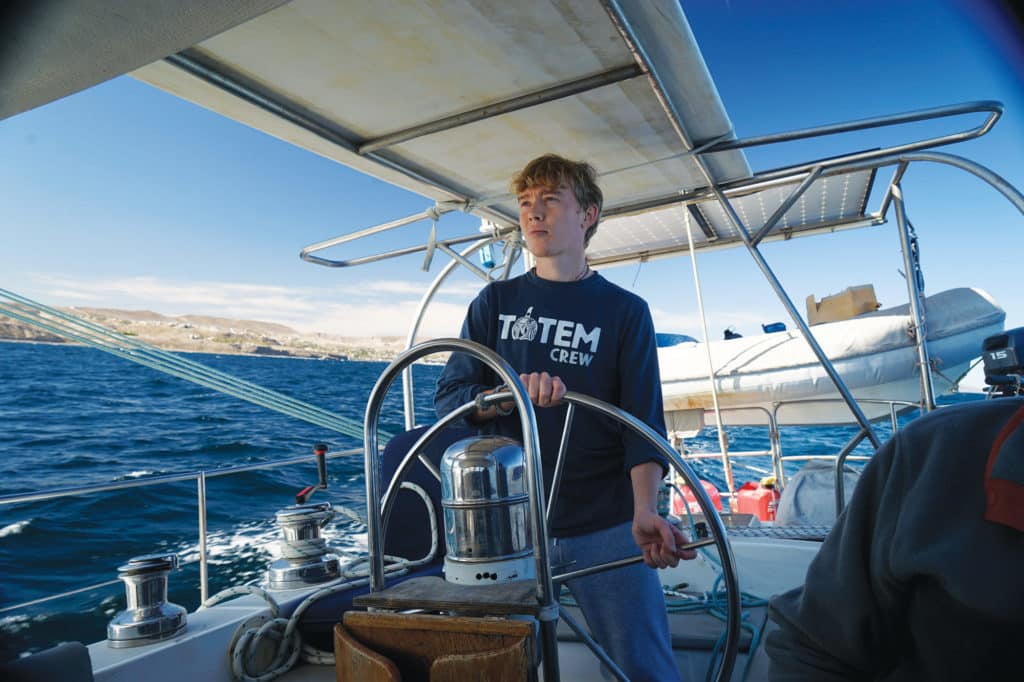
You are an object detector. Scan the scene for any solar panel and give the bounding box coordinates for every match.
[587,168,877,265]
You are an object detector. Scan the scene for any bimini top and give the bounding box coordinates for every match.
[128,0,753,227]
[5,1,994,267]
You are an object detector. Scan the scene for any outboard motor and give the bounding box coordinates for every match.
[266,502,341,589]
[440,436,535,584]
[983,327,1024,397]
[107,554,187,647]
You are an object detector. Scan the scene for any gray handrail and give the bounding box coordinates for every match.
[706,100,1001,155]
[400,238,492,430]
[300,204,520,269]
[612,101,1004,218]
[771,397,920,513]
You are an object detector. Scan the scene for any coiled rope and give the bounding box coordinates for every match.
[674,483,769,682]
[203,482,438,681]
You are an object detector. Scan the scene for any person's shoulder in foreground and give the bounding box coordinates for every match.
[766,396,1024,682]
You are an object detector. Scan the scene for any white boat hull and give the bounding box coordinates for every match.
[659,287,1005,426]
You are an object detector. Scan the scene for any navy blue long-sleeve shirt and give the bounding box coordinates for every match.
[434,270,668,537]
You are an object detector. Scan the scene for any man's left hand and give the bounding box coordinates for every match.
[632,509,697,569]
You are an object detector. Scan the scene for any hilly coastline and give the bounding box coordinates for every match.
[0,307,416,362]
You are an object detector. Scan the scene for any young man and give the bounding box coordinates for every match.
[434,154,694,681]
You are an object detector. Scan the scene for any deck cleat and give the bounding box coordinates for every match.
[265,501,341,589]
[107,553,187,648]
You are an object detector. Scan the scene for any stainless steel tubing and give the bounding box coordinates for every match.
[363,338,560,682]
[892,184,936,413]
[400,238,492,430]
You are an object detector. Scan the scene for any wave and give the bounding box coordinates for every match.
[168,514,368,567]
[0,519,31,538]
[112,470,160,480]
[0,614,33,633]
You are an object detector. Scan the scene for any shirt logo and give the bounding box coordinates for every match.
[511,306,539,341]
[498,308,601,367]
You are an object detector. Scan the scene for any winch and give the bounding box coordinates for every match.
[107,553,187,648]
[440,436,535,584]
[266,502,341,589]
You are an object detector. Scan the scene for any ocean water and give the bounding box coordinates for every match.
[0,341,979,661]
[0,342,438,661]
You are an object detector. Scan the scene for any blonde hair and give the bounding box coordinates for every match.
[511,154,603,245]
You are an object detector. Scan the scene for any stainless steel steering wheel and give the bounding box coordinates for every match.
[363,338,741,682]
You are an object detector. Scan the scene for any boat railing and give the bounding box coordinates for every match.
[0,445,363,617]
[671,405,781,510]
[677,398,921,516]
[774,396,920,517]
[299,204,520,270]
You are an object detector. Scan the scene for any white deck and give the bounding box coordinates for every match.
[87,534,815,682]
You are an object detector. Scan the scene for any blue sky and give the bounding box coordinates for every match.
[2,0,1022,390]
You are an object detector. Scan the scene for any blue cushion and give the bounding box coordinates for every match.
[381,425,475,562]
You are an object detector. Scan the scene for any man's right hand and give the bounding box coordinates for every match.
[518,371,566,407]
[475,372,566,422]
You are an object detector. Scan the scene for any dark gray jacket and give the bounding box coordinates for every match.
[767,397,1024,681]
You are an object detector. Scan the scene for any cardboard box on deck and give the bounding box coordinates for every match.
[806,284,881,325]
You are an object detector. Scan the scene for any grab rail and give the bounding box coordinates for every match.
[603,102,1005,218]
[705,100,1001,171]
[299,202,520,269]
[672,405,783,504]
[773,398,918,505]
[0,446,362,614]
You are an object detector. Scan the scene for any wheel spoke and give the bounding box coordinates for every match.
[546,402,576,531]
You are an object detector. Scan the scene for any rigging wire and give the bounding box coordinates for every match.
[683,212,737,503]
[0,289,382,442]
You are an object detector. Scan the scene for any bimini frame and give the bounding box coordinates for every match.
[297,100,1022,452]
